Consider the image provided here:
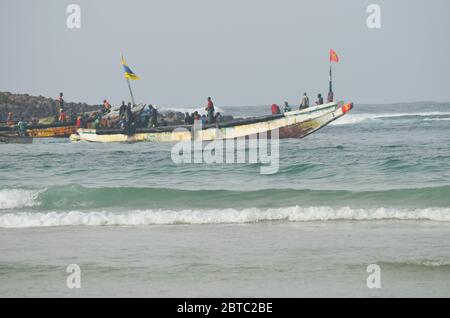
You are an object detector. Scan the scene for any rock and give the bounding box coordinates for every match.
[0,91,102,122]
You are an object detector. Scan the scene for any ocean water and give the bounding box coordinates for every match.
[1,102,450,297]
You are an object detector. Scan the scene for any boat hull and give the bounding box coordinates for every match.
[28,125,76,138]
[74,102,353,143]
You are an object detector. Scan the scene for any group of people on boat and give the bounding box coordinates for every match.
[2,87,336,138]
[271,92,329,115]
[182,97,223,125]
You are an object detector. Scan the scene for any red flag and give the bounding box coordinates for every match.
[330,49,339,63]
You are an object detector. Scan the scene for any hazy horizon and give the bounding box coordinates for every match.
[1,0,450,107]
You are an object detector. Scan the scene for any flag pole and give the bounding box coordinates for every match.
[122,53,136,106]
[126,77,136,106]
[328,60,334,103]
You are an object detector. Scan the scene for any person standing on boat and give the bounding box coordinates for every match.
[148,105,158,128]
[119,101,127,120]
[205,97,215,124]
[125,103,133,123]
[6,112,14,125]
[214,112,223,123]
[284,101,292,113]
[93,113,102,129]
[17,117,28,137]
[184,112,192,125]
[139,106,150,128]
[300,93,309,109]
[75,115,82,129]
[271,104,281,115]
[59,108,67,123]
[103,100,112,114]
[58,93,65,111]
[70,110,77,123]
[316,93,324,106]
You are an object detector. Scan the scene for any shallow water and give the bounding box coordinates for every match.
[0,102,449,297]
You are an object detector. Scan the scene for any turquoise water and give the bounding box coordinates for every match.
[1,102,450,297]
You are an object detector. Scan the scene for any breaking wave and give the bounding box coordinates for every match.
[1,206,450,228]
[1,185,450,211]
[0,189,40,210]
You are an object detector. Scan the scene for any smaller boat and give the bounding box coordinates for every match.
[0,104,146,138]
[28,122,77,138]
[0,122,75,138]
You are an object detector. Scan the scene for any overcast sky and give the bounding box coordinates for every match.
[1,0,449,106]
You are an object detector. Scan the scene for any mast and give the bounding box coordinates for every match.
[328,62,334,103]
[126,77,136,106]
[122,53,137,106]
[329,64,333,93]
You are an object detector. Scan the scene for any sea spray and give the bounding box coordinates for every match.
[0,189,40,210]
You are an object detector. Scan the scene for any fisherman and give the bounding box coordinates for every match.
[103,100,112,114]
[58,92,65,111]
[139,106,150,128]
[93,113,101,129]
[59,108,67,123]
[70,110,77,123]
[201,114,207,125]
[6,112,14,125]
[17,117,27,137]
[184,112,192,125]
[119,101,127,120]
[284,101,292,113]
[271,104,281,115]
[148,105,158,128]
[205,97,215,124]
[75,115,82,129]
[125,103,133,124]
[193,111,201,121]
[214,112,223,123]
[300,92,309,109]
[316,93,324,106]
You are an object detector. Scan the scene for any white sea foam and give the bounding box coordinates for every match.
[423,118,450,122]
[380,260,450,268]
[408,260,450,267]
[0,189,40,210]
[1,206,449,228]
[332,111,450,126]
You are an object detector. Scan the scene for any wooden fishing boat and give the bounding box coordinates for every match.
[0,122,76,138]
[0,104,146,138]
[72,101,353,143]
[28,122,77,138]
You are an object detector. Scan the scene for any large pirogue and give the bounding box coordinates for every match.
[71,101,353,143]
